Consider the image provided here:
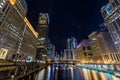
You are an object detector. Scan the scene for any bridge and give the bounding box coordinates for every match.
[0,60,46,80]
[1,57,119,79]
[1,59,120,80]
[0,59,79,80]
[46,60,78,65]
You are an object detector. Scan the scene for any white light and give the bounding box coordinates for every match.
[1,3,4,6]
[13,59,16,62]
[114,41,118,44]
[11,75,14,78]
[0,5,2,8]
[56,67,58,69]
[22,60,25,62]
[39,38,45,40]
[42,55,46,56]
[92,38,96,40]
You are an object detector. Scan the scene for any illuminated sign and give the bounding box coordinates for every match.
[106,4,114,15]
[26,56,33,62]
[9,0,16,5]
[0,48,8,59]
[24,17,38,38]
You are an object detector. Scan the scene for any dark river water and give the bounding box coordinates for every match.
[37,65,120,80]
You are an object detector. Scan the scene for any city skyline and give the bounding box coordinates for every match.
[0,0,120,79]
[26,0,109,52]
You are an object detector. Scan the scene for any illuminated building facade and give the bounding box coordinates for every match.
[36,13,49,60]
[97,31,118,64]
[22,18,38,60]
[0,0,38,60]
[46,41,55,60]
[89,32,103,63]
[36,40,55,61]
[101,0,120,63]
[67,37,77,60]
[74,47,82,62]
[75,39,92,63]
[36,13,49,46]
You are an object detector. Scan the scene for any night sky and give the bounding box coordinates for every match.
[26,0,109,52]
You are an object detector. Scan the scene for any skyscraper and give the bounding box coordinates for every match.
[0,0,27,60]
[89,32,103,63]
[36,13,49,46]
[67,37,77,60]
[0,0,38,60]
[36,13,49,60]
[101,0,120,63]
[75,39,92,63]
[97,31,118,64]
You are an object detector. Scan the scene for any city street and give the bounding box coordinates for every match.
[37,65,120,80]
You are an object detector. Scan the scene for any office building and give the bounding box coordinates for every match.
[0,0,38,60]
[67,37,77,60]
[89,32,103,63]
[75,39,92,63]
[97,31,118,64]
[101,0,120,63]
[36,13,49,46]
[0,0,27,60]
[22,17,38,60]
[36,13,49,60]
[0,0,38,78]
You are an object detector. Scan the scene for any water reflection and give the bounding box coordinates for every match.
[37,65,120,80]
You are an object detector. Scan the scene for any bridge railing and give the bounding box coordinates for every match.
[46,60,78,64]
[0,60,46,80]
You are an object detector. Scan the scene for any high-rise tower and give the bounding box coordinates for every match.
[36,13,49,46]
[36,13,49,60]
[67,37,77,60]
[0,0,38,60]
[101,0,120,63]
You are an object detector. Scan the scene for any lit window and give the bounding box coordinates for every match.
[92,38,97,40]
[114,0,119,6]
[111,2,116,8]
[114,41,118,44]
[1,2,4,6]
[0,5,2,8]
[116,18,120,28]
[106,4,114,15]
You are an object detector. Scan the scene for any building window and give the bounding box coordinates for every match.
[116,54,119,61]
[102,11,107,18]
[111,2,116,8]
[87,46,91,50]
[116,18,120,29]
[84,52,86,56]
[110,54,114,61]
[114,0,119,6]
[112,21,119,30]
[82,46,85,50]
[106,4,114,15]
[115,54,119,61]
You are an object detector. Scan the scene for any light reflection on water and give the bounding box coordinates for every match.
[37,65,120,80]
[81,68,119,80]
